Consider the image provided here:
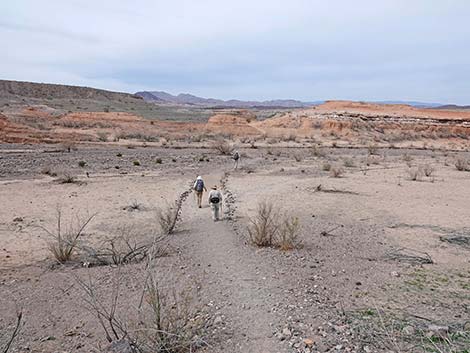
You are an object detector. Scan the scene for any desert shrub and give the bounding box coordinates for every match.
[78,160,86,168]
[0,309,23,353]
[156,190,190,235]
[211,140,233,155]
[76,269,208,353]
[155,158,162,164]
[41,167,57,177]
[42,210,95,263]
[322,162,332,171]
[422,164,435,177]
[60,141,76,153]
[311,145,327,158]
[293,153,302,162]
[368,144,379,155]
[247,201,302,250]
[267,137,280,144]
[329,165,344,178]
[116,152,122,157]
[278,216,301,251]
[247,201,279,247]
[343,158,355,168]
[455,156,468,171]
[97,132,108,142]
[55,172,77,184]
[407,167,422,181]
[402,153,413,162]
[133,160,141,166]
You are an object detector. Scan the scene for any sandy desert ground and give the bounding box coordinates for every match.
[1,141,469,353]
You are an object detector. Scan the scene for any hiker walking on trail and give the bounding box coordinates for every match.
[208,185,223,221]
[232,150,240,169]
[193,176,207,208]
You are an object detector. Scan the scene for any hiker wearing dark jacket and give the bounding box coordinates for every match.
[208,185,223,221]
[193,176,207,208]
[232,150,240,169]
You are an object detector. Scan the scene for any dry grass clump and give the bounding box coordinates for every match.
[343,158,355,168]
[455,156,468,171]
[247,200,302,250]
[407,167,422,181]
[329,165,344,178]
[41,209,95,263]
[322,162,332,171]
[55,172,78,184]
[211,139,233,155]
[157,190,191,235]
[422,163,435,177]
[76,268,208,353]
[311,145,327,157]
[41,166,57,177]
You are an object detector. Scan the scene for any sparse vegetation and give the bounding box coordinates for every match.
[322,162,332,171]
[78,160,86,168]
[212,139,233,155]
[41,209,95,263]
[422,163,435,177]
[157,190,190,235]
[455,156,468,171]
[329,165,344,178]
[247,200,302,250]
[155,158,162,164]
[407,167,422,181]
[55,172,78,184]
[133,160,141,166]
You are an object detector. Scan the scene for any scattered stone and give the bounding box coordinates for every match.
[390,271,400,277]
[426,324,449,338]
[303,338,314,347]
[13,217,23,222]
[282,327,292,338]
[402,325,415,336]
[214,316,223,325]
[464,321,470,332]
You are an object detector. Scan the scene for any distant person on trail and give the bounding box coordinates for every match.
[232,150,240,169]
[193,176,207,208]
[208,185,223,221]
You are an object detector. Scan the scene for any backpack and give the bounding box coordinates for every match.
[210,195,220,204]
[195,179,204,192]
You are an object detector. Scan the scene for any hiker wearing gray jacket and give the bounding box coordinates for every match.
[208,185,223,221]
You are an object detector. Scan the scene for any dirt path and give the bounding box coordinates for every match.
[179,172,289,353]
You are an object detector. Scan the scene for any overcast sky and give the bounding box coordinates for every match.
[1,1,469,104]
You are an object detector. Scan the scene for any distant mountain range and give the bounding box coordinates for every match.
[135,91,319,108]
[135,91,455,109]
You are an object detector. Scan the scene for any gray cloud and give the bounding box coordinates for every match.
[1,0,469,104]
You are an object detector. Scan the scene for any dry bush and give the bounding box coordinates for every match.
[211,140,233,155]
[278,216,301,251]
[41,166,57,177]
[343,158,355,168]
[322,162,332,171]
[247,201,279,247]
[60,141,77,153]
[247,201,302,250]
[137,276,207,353]
[1,309,23,353]
[81,225,166,266]
[329,165,344,178]
[97,132,109,142]
[368,144,379,155]
[76,265,208,353]
[311,145,327,158]
[157,190,191,235]
[402,153,413,162]
[407,167,422,181]
[293,153,302,162]
[41,209,95,263]
[422,163,435,177]
[455,156,468,171]
[54,172,78,184]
